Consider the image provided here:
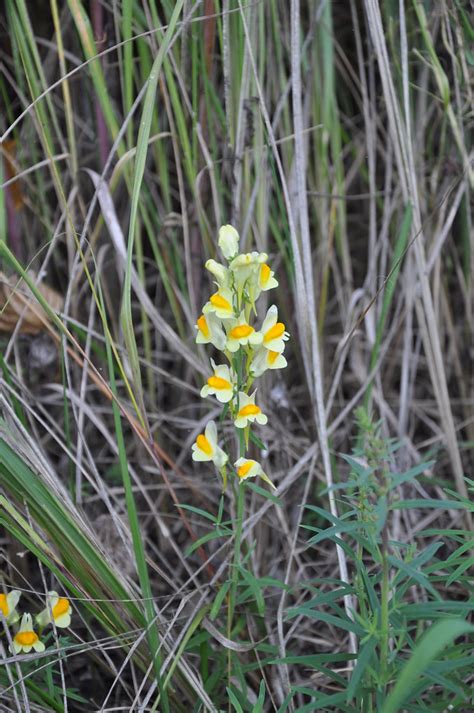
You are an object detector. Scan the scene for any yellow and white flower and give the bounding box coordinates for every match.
[261,305,289,352]
[205,259,229,286]
[195,311,227,350]
[226,312,263,352]
[192,420,228,468]
[229,251,268,299]
[200,359,235,403]
[250,346,287,377]
[258,263,278,292]
[11,613,45,654]
[36,592,72,629]
[203,286,235,320]
[0,589,21,624]
[230,251,268,274]
[218,224,240,260]
[234,391,268,429]
[234,458,275,488]
[248,262,279,306]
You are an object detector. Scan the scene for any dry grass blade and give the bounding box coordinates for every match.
[363,0,470,515]
[289,0,356,650]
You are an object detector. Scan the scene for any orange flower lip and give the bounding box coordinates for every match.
[0,593,9,616]
[238,461,254,478]
[197,315,210,337]
[260,264,271,285]
[196,434,213,456]
[52,598,70,619]
[230,324,253,339]
[238,404,261,417]
[208,376,231,390]
[264,322,285,343]
[15,631,38,646]
[210,293,232,311]
[268,350,279,365]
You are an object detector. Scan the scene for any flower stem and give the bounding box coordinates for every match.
[232,482,245,595]
[227,432,246,697]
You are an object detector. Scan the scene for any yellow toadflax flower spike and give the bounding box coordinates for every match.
[12,613,45,654]
[191,224,288,492]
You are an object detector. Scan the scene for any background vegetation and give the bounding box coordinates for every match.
[0,1,472,711]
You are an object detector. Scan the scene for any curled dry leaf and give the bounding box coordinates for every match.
[0,272,63,334]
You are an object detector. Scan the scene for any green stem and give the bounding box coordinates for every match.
[355,541,368,620]
[227,430,246,699]
[380,523,390,685]
[231,481,245,600]
[103,289,169,712]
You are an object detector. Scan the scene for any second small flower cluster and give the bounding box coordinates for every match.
[1,588,72,654]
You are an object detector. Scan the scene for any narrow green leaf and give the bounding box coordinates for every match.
[120,0,185,426]
[185,528,229,557]
[388,555,441,599]
[389,461,436,489]
[286,607,365,636]
[307,521,360,545]
[381,619,474,713]
[252,680,266,712]
[246,481,282,505]
[226,688,244,713]
[176,503,218,524]
[392,499,466,510]
[346,636,377,702]
[239,566,265,617]
[210,581,231,621]
[103,289,167,708]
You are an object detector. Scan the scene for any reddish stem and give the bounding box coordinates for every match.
[91,0,110,168]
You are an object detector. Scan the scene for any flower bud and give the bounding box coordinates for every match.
[218,224,240,259]
[205,259,228,285]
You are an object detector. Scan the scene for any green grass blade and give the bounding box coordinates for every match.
[102,285,168,710]
[120,0,185,428]
[381,619,474,713]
